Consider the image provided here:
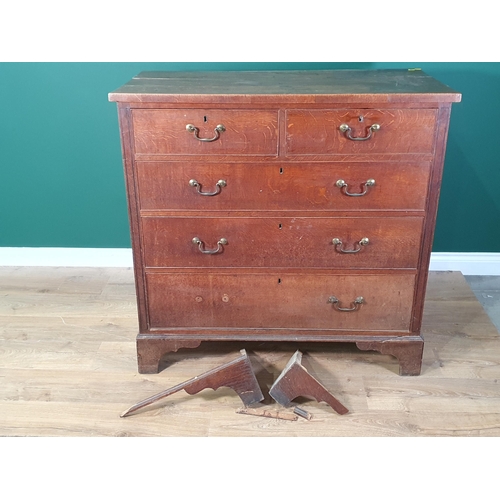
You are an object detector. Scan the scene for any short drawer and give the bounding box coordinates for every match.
[146,271,415,331]
[136,161,431,212]
[286,108,437,155]
[132,109,278,155]
[141,216,423,269]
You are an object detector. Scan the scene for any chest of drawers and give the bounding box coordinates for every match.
[109,70,460,376]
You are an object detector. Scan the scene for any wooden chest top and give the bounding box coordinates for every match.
[108,70,461,104]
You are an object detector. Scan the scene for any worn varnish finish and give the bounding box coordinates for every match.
[286,109,437,155]
[269,350,349,415]
[136,161,432,212]
[120,349,263,417]
[141,216,423,269]
[132,109,279,155]
[109,70,461,104]
[1,268,500,436]
[109,70,461,375]
[145,272,416,331]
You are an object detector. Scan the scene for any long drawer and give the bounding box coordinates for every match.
[141,216,423,269]
[146,272,415,331]
[136,161,431,212]
[132,109,279,155]
[286,108,437,155]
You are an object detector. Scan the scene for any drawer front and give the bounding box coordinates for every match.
[132,109,278,155]
[141,216,423,269]
[136,161,431,212]
[286,109,437,155]
[146,272,415,331]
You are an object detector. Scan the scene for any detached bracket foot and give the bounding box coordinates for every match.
[121,349,264,417]
[269,351,348,415]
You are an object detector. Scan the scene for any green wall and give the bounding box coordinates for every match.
[1,62,499,251]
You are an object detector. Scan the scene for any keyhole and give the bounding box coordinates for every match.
[358,115,364,122]
[279,167,283,174]
[278,223,282,229]
[203,116,208,123]
[278,278,282,284]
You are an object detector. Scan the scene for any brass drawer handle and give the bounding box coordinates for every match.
[328,296,364,312]
[339,123,380,141]
[332,237,369,254]
[192,237,228,254]
[336,179,375,197]
[189,179,227,196]
[186,123,226,142]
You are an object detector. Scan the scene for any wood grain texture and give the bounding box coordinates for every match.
[269,350,349,414]
[411,105,452,334]
[117,104,149,333]
[141,216,423,269]
[357,338,424,375]
[121,349,263,416]
[132,109,278,155]
[135,161,432,212]
[133,153,435,163]
[286,109,437,155]
[108,70,461,104]
[145,272,416,331]
[1,268,499,436]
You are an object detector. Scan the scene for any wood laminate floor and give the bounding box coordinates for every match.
[1,267,499,437]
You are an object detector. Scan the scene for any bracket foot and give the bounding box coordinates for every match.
[269,351,348,415]
[356,338,424,375]
[136,336,202,374]
[122,349,264,417]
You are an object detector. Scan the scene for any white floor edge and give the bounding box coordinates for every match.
[0,248,499,275]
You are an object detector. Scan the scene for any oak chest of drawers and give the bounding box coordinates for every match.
[109,70,461,375]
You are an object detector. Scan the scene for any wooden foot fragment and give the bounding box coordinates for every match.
[356,338,424,376]
[236,407,298,421]
[121,349,264,417]
[269,351,348,415]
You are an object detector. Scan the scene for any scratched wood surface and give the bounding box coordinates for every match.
[1,268,499,436]
[108,70,461,104]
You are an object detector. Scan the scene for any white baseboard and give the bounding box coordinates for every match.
[0,248,499,275]
[0,248,134,268]
[428,252,500,275]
